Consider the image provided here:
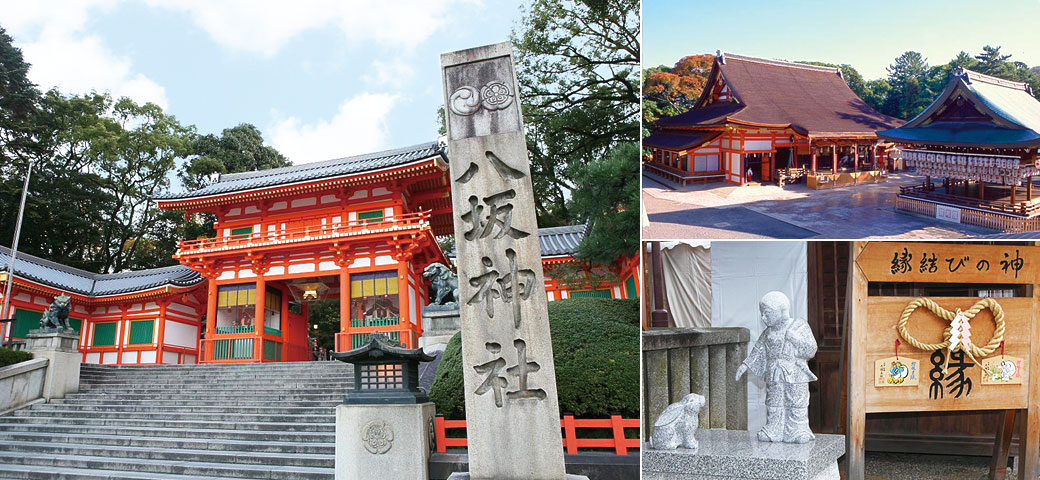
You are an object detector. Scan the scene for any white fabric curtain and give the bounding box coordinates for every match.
[709,241,808,433]
[660,243,712,328]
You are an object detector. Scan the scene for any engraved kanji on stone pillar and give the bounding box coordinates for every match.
[441,41,568,480]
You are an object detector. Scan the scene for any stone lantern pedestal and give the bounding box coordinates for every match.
[333,334,437,480]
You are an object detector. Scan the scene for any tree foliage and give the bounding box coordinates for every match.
[643,46,1040,125]
[512,0,640,249]
[0,24,286,273]
[429,298,640,419]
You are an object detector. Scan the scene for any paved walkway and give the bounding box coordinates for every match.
[642,171,996,240]
[866,451,1012,480]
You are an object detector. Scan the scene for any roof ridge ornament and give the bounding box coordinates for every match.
[717,50,725,65]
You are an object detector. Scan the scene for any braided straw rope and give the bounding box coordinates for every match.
[896,297,1005,373]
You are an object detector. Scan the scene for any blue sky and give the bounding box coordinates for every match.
[643,0,1040,80]
[5,0,523,166]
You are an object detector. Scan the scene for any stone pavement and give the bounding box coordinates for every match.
[642,171,996,240]
[866,451,1014,480]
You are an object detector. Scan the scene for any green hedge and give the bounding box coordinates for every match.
[0,347,33,368]
[429,298,639,419]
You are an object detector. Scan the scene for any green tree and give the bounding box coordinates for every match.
[975,45,1013,77]
[568,142,638,265]
[179,123,288,192]
[512,0,640,230]
[885,51,930,119]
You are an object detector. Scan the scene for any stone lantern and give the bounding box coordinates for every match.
[332,332,434,405]
[331,332,437,480]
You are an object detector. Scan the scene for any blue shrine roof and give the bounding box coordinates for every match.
[0,246,202,297]
[878,68,1040,148]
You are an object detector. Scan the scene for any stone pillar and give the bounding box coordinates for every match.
[335,403,436,480]
[441,42,579,480]
[25,329,81,400]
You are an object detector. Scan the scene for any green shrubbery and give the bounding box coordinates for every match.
[0,347,33,368]
[429,298,639,419]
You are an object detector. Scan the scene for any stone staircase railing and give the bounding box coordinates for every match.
[0,358,48,416]
[642,327,750,440]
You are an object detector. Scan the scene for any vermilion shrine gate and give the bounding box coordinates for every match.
[0,142,639,365]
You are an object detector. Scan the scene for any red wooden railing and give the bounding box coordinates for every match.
[176,211,431,255]
[434,415,640,455]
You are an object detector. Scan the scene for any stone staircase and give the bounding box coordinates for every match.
[0,361,353,479]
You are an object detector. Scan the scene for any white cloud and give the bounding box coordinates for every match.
[267,93,401,164]
[144,0,479,56]
[4,0,169,109]
[361,60,416,89]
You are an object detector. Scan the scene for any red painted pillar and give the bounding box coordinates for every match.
[339,270,350,352]
[254,276,265,361]
[205,277,217,363]
[397,262,411,348]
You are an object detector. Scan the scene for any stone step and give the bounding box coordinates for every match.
[27,404,337,415]
[63,392,346,401]
[0,440,333,468]
[48,398,342,407]
[0,431,335,455]
[0,463,249,480]
[11,409,334,424]
[0,416,336,433]
[76,384,353,392]
[0,423,335,443]
[0,451,333,480]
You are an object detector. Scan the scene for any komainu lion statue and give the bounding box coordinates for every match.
[39,294,73,330]
[423,263,459,306]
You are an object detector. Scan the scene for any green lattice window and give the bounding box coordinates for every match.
[10,309,42,339]
[68,318,83,333]
[128,319,154,345]
[570,289,612,299]
[230,226,253,239]
[92,322,117,346]
[357,209,384,223]
[263,339,281,361]
[625,276,638,299]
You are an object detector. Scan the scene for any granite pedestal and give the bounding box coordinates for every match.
[643,430,844,480]
[420,307,461,348]
[25,329,81,400]
[447,473,589,480]
[335,403,436,480]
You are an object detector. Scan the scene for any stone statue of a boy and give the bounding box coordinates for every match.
[735,291,817,444]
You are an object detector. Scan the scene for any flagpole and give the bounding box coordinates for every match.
[1,160,32,346]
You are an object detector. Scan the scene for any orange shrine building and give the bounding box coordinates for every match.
[644,52,902,189]
[1,142,639,365]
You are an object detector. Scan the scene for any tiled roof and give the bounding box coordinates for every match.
[656,52,903,137]
[879,68,1040,148]
[643,131,722,151]
[538,224,587,256]
[0,246,202,297]
[447,224,587,259]
[155,142,446,201]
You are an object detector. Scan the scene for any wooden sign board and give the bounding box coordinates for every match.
[847,241,1040,480]
[862,296,1032,413]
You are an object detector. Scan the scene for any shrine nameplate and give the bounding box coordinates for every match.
[857,242,1039,285]
[863,296,1034,413]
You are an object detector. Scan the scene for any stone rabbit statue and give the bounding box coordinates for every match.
[649,393,705,452]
